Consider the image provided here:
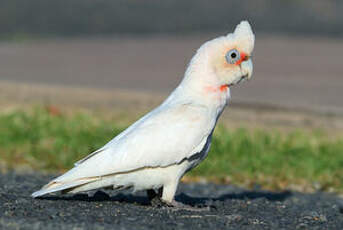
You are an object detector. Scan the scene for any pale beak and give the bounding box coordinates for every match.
[240,58,253,80]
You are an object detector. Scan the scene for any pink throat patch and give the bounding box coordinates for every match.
[204,85,228,93]
[220,85,228,92]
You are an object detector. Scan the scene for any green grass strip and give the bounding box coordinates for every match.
[0,107,342,192]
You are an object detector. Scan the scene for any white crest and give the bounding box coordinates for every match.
[230,20,255,54]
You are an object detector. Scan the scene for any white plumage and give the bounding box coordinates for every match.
[32,21,255,206]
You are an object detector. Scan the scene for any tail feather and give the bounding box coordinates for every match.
[31,177,100,198]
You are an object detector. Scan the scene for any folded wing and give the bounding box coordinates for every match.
[51,104,213,183]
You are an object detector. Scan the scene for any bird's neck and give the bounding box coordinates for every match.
[163,49,230,115]
[165,69,229,114]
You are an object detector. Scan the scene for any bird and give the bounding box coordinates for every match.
[32,21,255,208]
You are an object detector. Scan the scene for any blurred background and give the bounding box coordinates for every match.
[0,0,342,192]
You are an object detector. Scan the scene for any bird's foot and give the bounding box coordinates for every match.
[164,200,210,212]
[147,189,209,211]
[147,188,164,206]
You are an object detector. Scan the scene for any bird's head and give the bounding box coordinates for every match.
[183,21,255,95]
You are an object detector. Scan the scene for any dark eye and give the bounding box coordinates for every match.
[225,49,240,64]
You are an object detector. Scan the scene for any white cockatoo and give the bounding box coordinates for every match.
[32,21,255,208]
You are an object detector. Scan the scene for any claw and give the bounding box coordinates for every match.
[147,188,164,206]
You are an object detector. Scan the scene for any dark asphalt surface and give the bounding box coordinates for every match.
[1,173,343,230]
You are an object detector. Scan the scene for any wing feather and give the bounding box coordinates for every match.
[55,104,214,182]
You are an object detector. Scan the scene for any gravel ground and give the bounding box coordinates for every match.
[1,172,343,230]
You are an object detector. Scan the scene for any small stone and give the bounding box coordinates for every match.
[251,218,263,225]
[318,214,327,222]
[301,211,321,223]
[296,223,308,230]
[4,210,14,217]
[302,216,313,222]
[310,211,320,218]
[15,198,27,204]
[226,214,243,223]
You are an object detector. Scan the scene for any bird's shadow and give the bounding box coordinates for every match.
[39,191,152,205]
[38,187,292,207]
[177,190,292,207]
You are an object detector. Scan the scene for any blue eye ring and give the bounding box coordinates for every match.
[225,49,240,64]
